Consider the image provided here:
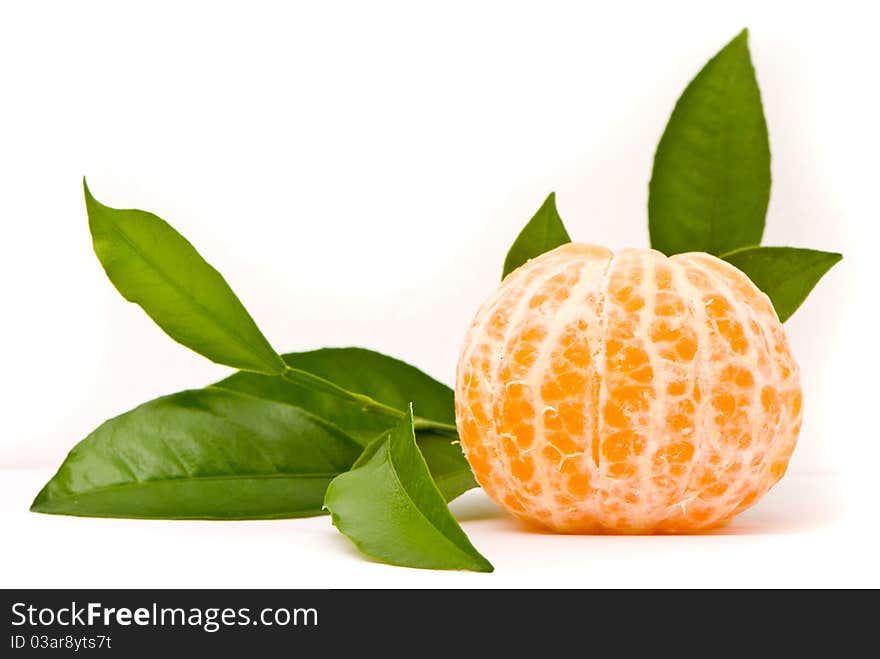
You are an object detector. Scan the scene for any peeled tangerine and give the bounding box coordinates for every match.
[455,244,802,533]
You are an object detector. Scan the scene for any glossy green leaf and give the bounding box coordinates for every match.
[84,180,286,375]
[649,29,770,256]
[722,246,842,322]
[502,192,571,279]
[31,388,362,519]
[215,348,458,442]
[324,407,493,572]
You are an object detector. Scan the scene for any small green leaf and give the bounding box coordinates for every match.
[722,246,842,322]
[215,348,459,442]
[502,192,571,279]
[649,29,770,256]
[416,432,478,503]
[84,180,286,375]
[324,406,493,572]
[31,388,362,519]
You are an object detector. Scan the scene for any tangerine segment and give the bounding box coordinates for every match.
[455,244,802,533]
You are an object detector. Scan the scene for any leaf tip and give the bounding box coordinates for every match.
[726,27,749,50]
[714,28,751,64]
[473,557,495,573]
[539,191,559,218]
[29,488,50,514]
[82,177,105,215]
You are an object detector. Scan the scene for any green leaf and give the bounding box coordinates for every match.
[31,388,362,519]
[83,184,431,427]
[417,432,478,503]
[353,430,476,503]
[502,192,571,279]
[324,406,493,572]
[721,246,842,322]
[215,348,458,442]
[84,180,286,375]
[649,28,770,256]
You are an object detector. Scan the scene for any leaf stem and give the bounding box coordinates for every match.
[281,367,401,417]
[280,367,459,436]
[411,419,459,434]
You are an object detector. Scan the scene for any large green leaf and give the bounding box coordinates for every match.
[649,29,770,256]
[215,348,458,441]
[31,388,362,519]
[502,192,571,279]
[722,246,842,322]
[84,180,286,375]
[324,407,493,572]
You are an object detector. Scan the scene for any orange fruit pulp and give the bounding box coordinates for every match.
[455,244,802,533]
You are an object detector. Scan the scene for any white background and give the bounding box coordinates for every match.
[1,0,877,587]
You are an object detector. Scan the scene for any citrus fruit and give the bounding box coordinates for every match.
[455,243,802,533]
